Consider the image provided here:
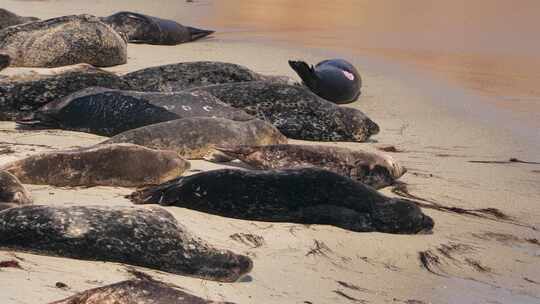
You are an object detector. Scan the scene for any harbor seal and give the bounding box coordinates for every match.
[17,87,253,136]
[102,117,287,159]
[128,168,434,234]
[100,11,214,45]
[0,64,131,120]
[1,143,190,187]
[216,144,406,189]
[49,279,235,304]
[0,14,127,67]
[289,59,361,104]
[0,170,32,211]
[0,52,9,71]
[0,8,39,30]
[122,61,292,92]
[189,81,379,142]
[0,205,252,282]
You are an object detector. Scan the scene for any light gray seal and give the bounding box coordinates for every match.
[0,205,253,282]
[0,14,127,67]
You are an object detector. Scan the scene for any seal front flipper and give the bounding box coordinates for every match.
[15,112,60,130]
[288,60,319,90]
[187,26,215,41]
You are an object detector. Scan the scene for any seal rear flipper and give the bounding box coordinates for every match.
[187,26,215,41]
[0,52,11,70]
[288,60,319,90]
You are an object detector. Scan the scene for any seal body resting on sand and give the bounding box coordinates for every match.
[49,278,235,304]
[18,87,253,136]
[0,8,39,30]
[0,205,252,282]
[128,168,434,234]
[0,64,131,120]
[122,61,291,92]
[102,117,287,159]
[101,11,214,45]
[0,14,127,67]
[216,144,406,189]
[1,143,190,187]
[189,81,379,142]
[0,170,32,211]
[289,59,361,104]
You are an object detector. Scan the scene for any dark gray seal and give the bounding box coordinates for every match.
[100,11,214,45]
[289,59,361,104]
[0,8,39,30]
[50,278,235,304]
[122,61,291,92]
[128,168,434,234]
[17,87,253,136]
[102,117,287,159]
[0,52,9,71]
[0,205,252,282]
[1,143,190,187]
[189,81,379,142]
[0,64,131,120]
[0,14,127,67]
[0,170,32,211]
[216,144,406,189]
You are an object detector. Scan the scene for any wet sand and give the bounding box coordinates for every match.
[1,1,540,303]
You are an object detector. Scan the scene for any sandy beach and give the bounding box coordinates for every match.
[1,1,540,303]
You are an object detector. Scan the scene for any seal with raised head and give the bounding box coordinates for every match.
[122,61,291,92]
[289,59,361,104]
[0,64,131,120]
[102,117,287,159]
[1,143,190,187]
[49,278,235,304]
[100,11,214,45]
[17,87,253,136]
[189,81,379,142]
[0,8,39,30]
[0,14,127,68]
[128,168,434,234]
[0,205,252,282]
[0,170,32,211]
[216,144,406,189]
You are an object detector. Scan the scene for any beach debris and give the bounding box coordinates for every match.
[0,259,22,269]
[333,290,367,303]
[306,240,332,257]
[229,233,265,248]
[55,282,69,289]
[377,145,403,153]
[468,158,540,165]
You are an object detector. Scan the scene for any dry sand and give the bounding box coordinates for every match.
[1,2,540,304]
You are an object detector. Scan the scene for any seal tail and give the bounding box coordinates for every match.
[214,146,256,160]
[288,60,318,89]
[187,26,215,41]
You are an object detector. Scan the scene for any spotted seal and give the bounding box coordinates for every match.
[122,61,292,92]
[50,279,235,304]
[289,59,361,104]
[0,14,127,68]
[17,87,253,136]
[0,170,32,211]
[100,11,214,45]
[0,205,252,282]
[102,117,287,159]
[128,168,434,234]
[1,143,190,187]
[0,64,131,120]
[0,8,39,30]
[188,81,379,142]
[216,144,406,189]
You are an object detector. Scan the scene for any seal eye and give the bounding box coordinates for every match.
[342,70,355,81]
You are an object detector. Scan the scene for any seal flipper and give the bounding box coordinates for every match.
[16,113,60,130]
[187,26,215,41]
[288,60,319,91]
[0,52,10,70]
